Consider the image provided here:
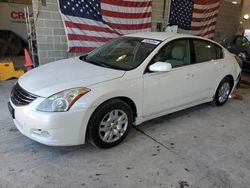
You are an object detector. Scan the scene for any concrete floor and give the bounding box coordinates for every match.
[0,75,250,188]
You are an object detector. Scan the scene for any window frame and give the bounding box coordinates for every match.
[191,38,224,65]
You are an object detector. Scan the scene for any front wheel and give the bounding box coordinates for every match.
[214,77,233,106]
[87,99,133,148]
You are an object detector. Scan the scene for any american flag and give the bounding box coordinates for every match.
[169,0,220,39]
[58,0,152,53]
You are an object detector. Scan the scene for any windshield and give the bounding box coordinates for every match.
[82,37,161,70]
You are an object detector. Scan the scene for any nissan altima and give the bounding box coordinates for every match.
[8,32,241,148]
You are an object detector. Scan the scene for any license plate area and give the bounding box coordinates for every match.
[8,102,15,119]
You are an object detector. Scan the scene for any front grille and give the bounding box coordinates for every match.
[11,83,38,106]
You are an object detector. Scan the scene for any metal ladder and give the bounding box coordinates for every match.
[24,6,38,67]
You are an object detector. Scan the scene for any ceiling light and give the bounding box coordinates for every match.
[232,1,237,4]
[244,14,250,20]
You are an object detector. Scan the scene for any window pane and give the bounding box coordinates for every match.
[85,37,158,70]
[153,39,190,68]
[193,40,216,63]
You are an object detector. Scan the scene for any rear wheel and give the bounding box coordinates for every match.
[214,77,233,106]
[87,99,133,148]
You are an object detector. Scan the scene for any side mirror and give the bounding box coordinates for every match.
[149,62,172,72]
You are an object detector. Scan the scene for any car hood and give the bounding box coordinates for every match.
[18,57,125,97]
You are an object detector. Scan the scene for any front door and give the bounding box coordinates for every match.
[143,39,195,117]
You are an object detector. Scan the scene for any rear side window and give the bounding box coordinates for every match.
[193,39,217,63]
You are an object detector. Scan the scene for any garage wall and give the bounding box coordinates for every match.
[214,0,242,43]
[33,0,241,65]
[33,0,170,65]
[241,0,250,29]
[151,0,170,31]
[32,0,67,64]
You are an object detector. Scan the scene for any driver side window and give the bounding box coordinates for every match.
[153,39,190,68]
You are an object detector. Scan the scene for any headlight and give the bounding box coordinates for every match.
[36,88,90,112]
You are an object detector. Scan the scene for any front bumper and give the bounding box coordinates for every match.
[8,98,92,146]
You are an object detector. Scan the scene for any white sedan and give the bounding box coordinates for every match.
[8,32,241,148]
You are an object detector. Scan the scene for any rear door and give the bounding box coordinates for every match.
[189,39,225,100]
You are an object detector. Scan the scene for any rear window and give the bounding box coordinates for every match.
[193,39,216,63]
[193,39,223,63]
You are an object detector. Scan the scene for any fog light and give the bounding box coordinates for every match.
[31,129,51,138]
[41,130,50,138]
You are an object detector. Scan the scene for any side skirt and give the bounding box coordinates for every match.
[134,98,213,126]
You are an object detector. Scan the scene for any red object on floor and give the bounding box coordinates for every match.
[24,48,33,71]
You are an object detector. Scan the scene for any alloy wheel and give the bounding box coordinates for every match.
[218,82,230,103]
[99,110,128,143]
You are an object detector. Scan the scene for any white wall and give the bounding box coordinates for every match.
[0,2,32,40]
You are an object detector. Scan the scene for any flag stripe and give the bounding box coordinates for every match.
[191,25,216,35]
[101,3,152,14]
[101,16,151,25]
[67,28,120,38]
[193,6,219,13]
[107,22,151,30]
[69,47,96,53]
[65,21,120,34]
[198,29,216,37]
[170,0,219,39]
[68,34,113,42]
[191,17,217,27]
[191,21,216,30]
[192,13,218,22]
[101,9,151,19]
[192,10,219,19]
[59,0,152,52]
[195,0,219,5]
[101,0,152,7]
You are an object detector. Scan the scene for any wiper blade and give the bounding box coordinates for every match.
[84,57,112,68]
[81,55,124,70]
[94,60,113,68]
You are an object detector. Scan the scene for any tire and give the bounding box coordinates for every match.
[214,77,233,106]
[87,99,133,148]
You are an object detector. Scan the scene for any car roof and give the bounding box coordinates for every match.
[125,32,223,47]
[125,32,192,41]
